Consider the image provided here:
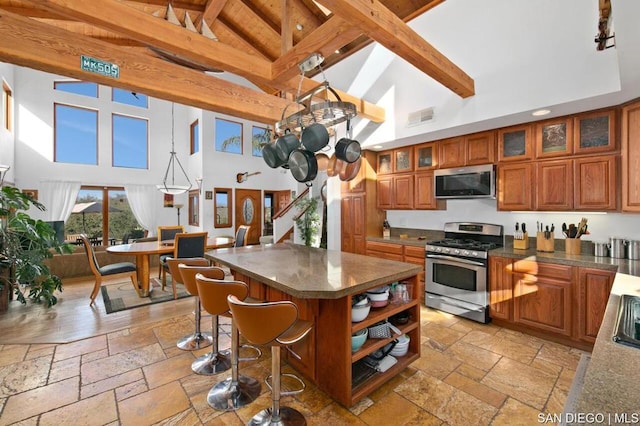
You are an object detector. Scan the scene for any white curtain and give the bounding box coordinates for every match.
[39,180,81,221]
[125,184,158,237]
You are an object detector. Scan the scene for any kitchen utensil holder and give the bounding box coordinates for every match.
[536,232,554,253]
[513,232,529,250]
[565,238,581,255]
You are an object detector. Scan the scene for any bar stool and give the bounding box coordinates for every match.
[178,264,230,374]
[165,257,212,351]
[195,275,262,410]
[227,295,313,426]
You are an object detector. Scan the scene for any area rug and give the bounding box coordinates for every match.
[100,278,191,314]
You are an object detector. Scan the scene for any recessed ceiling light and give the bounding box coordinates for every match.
[373,145,383,150]
[296,23,303,31]
[532,109,551,116]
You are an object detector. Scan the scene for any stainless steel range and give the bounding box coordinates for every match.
[425,222,504,323]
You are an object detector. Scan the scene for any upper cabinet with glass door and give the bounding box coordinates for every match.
[535,117,574,159]
[377,147,413,175]
[498,124,533,162]
[573,109,617,154]
[414,142,437,170]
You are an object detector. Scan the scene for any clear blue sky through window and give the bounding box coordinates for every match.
[113,88,148,108]
[112,114,148,169]
[55,104,98,164]
[54,81,98,97]
[215,118,242,154]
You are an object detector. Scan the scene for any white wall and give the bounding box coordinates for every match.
[387,199,640,244]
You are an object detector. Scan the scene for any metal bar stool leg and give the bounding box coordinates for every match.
[192,313,231,375]
[207,319,261,410]
[248,346,306,426]
[177,296,213,351]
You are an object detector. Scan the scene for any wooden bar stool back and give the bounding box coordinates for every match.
[227,295,313,426]
[195,275,262,411]
[177,264,230,374]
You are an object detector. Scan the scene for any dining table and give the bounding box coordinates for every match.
[107,236,235,297]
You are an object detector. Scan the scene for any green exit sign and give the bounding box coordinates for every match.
[80,55,120,79]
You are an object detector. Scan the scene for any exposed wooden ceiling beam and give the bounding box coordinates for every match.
[28,0,275,85]
[316,0,475,98]
[0,8,292,124]
[200,0,228,23]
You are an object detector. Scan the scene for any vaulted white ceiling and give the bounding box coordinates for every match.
[318,0,640,149]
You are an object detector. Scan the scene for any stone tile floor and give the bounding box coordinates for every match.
[0,306,583,425]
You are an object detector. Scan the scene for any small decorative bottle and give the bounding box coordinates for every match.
[383,220,391,239]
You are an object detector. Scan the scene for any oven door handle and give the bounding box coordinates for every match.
[426,294,484,313]
[426,254,485,267]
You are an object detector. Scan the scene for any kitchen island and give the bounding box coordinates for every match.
[205,242,422,407]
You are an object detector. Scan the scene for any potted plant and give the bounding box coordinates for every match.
[0,186,74,310]
[294,196,321,247]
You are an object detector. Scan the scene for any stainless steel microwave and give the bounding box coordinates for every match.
[434,164,496,199]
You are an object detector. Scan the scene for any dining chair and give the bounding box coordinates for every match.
[161,232,207,289]
[157,225,184,279]
[234,225,251,247]
[79,234,139,305]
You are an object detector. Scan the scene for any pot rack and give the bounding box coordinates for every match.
[275,53,357,134]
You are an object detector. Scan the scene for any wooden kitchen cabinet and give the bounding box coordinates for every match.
[575,268,615,344]
[573,108,617,154]
[489,257,513,321]
[498,124,534,162]
[535,159,573,210]
[403,245,426,295]
[535,117,574,159]
[497,162,534,211]
[512,261,574,336]
[574,155,617,210]
[438,131,496,168]
[414,142,438,170]
[341,151,385,255]
[366,241,404,261]
[377,148,413,174]
[621,100,640,212]
[414,171,445,210]
[376,174,414,210]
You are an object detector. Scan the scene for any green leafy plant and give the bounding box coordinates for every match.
[0,186,74,307]
[294,196,320,247]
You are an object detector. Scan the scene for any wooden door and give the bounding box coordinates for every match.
[535,159,573,210]
[576,268,614,343]
[414,171,444,210]
[275,190,291,214]
[438,136,466,168]
[234,188,262,245]
[393,174,414,209]
[574,155,617,211]
[466,130,496,165]
[376,177,393,209]
[497,163,533,211]
[489,257,513,321]
[622,101,640,211]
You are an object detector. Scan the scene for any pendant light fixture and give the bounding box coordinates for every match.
[156,103,192,195]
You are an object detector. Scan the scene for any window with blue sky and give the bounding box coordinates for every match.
[54,104,98,165]
[191,119,199,154]
[54,81,98,97]
[113,88,148,108]
[252,126,269,157]
[215,118,242,154]
[112,114,148,169]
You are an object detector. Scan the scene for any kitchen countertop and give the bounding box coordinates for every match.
[572,273,640,421]
[205,242,422,299]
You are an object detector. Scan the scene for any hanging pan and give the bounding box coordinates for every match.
[339,156,362,181]
[288,149,318,183]
[326,153,344,177]
[262,143,286,168]
[335,138,361,163]
[301,123,329,152]
[275,131,300,164]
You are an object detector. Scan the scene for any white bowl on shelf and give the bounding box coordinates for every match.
[390,334,410,357]
[366,289,390,308]
[352,300,371,322]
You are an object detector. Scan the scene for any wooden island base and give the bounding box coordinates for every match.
[207,243,422,407]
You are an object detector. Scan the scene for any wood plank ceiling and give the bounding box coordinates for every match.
[0,0,475,128]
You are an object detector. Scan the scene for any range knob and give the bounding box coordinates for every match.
[462,250,470,256]
[442,247,450,254]
[452,249,460,255]
[471,251,478,257]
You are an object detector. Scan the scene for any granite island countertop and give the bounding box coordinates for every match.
[572,273,640,421]
[205,242,422,299]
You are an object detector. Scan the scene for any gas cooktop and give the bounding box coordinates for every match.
[427,238,500,251]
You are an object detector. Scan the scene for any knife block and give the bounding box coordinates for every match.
[513,232,529,250]
[536,232,554,253]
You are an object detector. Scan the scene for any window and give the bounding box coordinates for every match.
[190,119,199,154]
[66,186,141,246]
[188,190,199,226]
[252,126,269,156]
[54,103,98,165]
[54,81,98,97]
[215,118,243,154]
[112,88,148,108]
[264,192,274,236]
[214,188,232,228]
[2,81,12,132]
[112,114,148,169]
